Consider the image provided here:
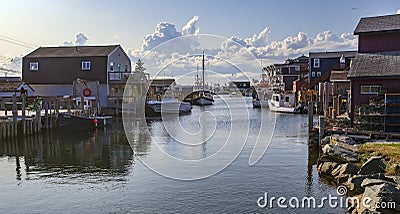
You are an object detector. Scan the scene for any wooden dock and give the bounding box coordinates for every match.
[0,94,65,140]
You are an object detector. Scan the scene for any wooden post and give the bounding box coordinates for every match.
[22,93,26,135]
[319,116,325,143]
[49,102,53,128]
[80,96,85,113]
[45,102,49,129]
[308,101,314,133]
[36,105,41,132]
[116,98,119,116]
[0,122,3,140]
[12,94,17,137]
[332,96,337,119]
[2,122,5,140]
[67,96,71,114]
[337,95,341,116]
[7,121,11,138]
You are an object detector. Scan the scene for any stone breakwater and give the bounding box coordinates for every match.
[316,134,400,213]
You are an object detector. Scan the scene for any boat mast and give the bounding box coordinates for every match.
[202,51,205,91]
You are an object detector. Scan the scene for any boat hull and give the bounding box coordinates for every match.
[268,100,301,114]
[58,113,112,130]
[145,101,192,118]
[192,96,214,105]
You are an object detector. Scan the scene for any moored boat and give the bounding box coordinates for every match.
[58,113,112,130]
[145,98,192,117]
[268,93,305,114]
[184,51,214,106]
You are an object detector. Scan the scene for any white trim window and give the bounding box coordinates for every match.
[311,72,316,77]
[317,72,322,77]
[314,58,320,68]
[82,61,91,71]
[29,62,39,71]
[360,85,381,95]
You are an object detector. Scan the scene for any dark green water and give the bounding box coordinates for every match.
[0,96,346,213]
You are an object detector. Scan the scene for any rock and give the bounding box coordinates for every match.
[346,173,388,193]
[321,136,331,146]
[317,154,347,165]
[321,144,359,163]
[332,163,360,177]
[318,162,339,176]
[359,183,400,213]
[361,178,398,188]
[359,156,386,175]
[387,176,400,187]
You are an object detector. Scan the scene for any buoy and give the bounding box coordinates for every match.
[83,88,91,97]
[93,118,98,127]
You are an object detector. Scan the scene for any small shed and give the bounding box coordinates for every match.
[0,81,35,98]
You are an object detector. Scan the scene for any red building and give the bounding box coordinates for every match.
[349,14,400,123]
[354,14,400,53]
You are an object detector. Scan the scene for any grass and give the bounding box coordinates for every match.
[358,143,400,175]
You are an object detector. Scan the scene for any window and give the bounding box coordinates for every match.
[311,72,316,77]
[30,62,39,71]
[82,61,91,70]
[314,58,320,68]
[110,62,114,71]
[295,66,300,72]
[317,72,322,77]
[360,85,381,95]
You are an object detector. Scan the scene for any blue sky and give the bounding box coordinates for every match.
[0,0,399,82]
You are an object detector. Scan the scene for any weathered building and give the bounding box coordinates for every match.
[22,45,131,108]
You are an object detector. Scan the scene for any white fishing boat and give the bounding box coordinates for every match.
[146,97,192,117]
[268,93,305,114]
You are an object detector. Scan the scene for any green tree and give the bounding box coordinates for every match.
[135,58,146,73]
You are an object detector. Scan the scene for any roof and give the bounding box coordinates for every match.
[309,51,357,59]
[150,79,176,86]
[0,77,21,83]
[330,70,349,82]
[24,45,120,58]
[354,14,400,35]
[348,52,400,79]
[0,82,33,92]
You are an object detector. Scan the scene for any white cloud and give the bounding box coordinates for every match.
[62,33,89,46]
[397,9,400,14]
[75,33,89,45]
[0,55,23,76]
[127,16,358,84]
[141,16,200,53]
[245,27,270,47]
[182,15,200,35]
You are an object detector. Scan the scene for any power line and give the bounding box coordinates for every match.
[0,35,36,49]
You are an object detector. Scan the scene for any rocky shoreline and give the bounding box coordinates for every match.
[316,134,400,213]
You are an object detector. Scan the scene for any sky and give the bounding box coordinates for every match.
[0,0,399,84]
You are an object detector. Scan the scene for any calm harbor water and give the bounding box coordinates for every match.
[0,96,346,213]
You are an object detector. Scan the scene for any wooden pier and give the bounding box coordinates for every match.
[0,94,65,140]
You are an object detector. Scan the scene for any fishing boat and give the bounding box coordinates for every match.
[184,52,214,105]
[58,79,113,131]
[59,113,112,130]
[145,98,192,117]
[268,93,305,114]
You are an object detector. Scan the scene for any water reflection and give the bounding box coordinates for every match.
[0,121,151,183]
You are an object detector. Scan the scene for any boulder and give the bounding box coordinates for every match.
[359,156,386,175]
[332,163,360,177]
[346,173,387,193]
[320,136,331,146]
[318,162,339,176]
[361,178,398,188]
[321,144,359,163]
[358,183,400,213]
